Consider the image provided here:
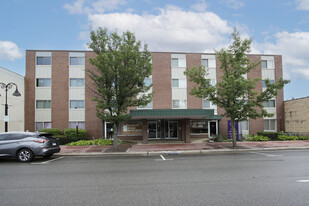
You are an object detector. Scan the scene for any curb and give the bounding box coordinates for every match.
[54,146,309,156]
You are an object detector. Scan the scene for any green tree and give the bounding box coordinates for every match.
[88,28,153,151]
[184,29,289,147]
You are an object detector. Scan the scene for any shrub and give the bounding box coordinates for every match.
[278,135,298,141]
[39,128,63,136]
[245,135,270,141]
[67,139,121,146]
[298,136,309,140]
[257,132,278,140]
[64,128,87,140]
[56,135,74,145]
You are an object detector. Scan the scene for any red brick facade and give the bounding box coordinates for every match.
[25,50,285,141]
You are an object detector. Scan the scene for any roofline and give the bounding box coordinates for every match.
[26,49,282,56]
[0,66,24,78]
[284,96,309,102]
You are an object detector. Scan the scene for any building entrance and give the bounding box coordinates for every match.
[148,121,158,139]
[147,120,179,140]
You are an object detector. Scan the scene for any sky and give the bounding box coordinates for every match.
[0,0,309,100]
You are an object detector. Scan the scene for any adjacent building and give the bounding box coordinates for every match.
[285,97,309,136]
[0,66,24,133]
[25,50,284,143]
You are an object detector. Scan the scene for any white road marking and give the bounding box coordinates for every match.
[155,155,174,161]
[31,157,64,165]
[297,180,309,183]
[250,152,283,157]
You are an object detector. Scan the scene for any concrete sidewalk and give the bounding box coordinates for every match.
[57,140,309,156]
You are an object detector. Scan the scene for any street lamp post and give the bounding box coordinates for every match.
[0,82,21,132]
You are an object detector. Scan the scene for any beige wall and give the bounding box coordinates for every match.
[285,97,309,136]
[0,67,24,132]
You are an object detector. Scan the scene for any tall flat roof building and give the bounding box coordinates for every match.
[0,66,24,132]
[25,50,284,143]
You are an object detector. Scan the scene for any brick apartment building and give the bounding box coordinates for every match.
[285,97,309,136]
[25,50,284,143]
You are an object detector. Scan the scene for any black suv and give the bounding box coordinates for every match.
[0,132,60,162]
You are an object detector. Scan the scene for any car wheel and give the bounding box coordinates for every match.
[17,149,34,162]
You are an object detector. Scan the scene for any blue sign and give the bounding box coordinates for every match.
[228,120,239,140]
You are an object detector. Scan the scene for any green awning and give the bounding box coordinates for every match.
[130,109,222,120]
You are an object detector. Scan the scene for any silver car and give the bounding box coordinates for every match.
[0,132,61,162]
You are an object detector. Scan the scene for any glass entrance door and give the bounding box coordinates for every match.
[166,121,178,139]
[148,122,157,139]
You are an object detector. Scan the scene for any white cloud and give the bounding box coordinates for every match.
[63,0,126,14]
[88,6,233,52]
[256,31,309,80]
[0,41,23,61]
[190,0,208,12]
[63,0,88,14]
[220,0,244,9]
[296,0,309,10]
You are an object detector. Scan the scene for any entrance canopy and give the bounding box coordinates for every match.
[130,109,221,120]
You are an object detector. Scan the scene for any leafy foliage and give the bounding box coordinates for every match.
[67,139,121,146]
[245,135,270,141]
[56,135,74,145]
[64,128,87,140]
[185,28,290,147]
[39,128,63,136]
[257,132,278,140]
[87,27,153,150]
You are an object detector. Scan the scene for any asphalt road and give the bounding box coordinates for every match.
[1,150,309,206]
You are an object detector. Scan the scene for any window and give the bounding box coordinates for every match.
[37,57,51,65]
[70,57,85,65]
[262,80,275,88]
[70,100,85,109]
[264,119,276,131]
[36,78,51,87]
[263,100,276,108]
[35,122,52,131]
[261,60,267,69]
[239,120,249,131]
[202,59,208,67]
[138,101,152,109]
[144,78,152,87]
[36,100,51,109]
[172,79,186,88]
[173,100,186,109]
[69,121,85,129]
[262,60,274,69]
[203,100,211,108]
[70,78,85,87]
[190,120,208,134]
[171,58,178,67]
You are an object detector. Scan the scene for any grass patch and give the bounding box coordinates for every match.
[67,139,122,146]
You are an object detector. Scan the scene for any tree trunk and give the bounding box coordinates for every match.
[113,123,118,152]
[231,120,237,147]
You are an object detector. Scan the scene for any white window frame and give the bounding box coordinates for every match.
[172,100,187,109]
[264,119,277,131]
[36,100,51,109]
[172,79,186,88]
[36,78,51,87]
[35,122,52,131]
[70,100,85,109]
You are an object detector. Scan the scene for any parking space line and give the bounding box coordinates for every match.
[250,152,283,157]
[31,157,64,165]
[155,155,174,161]
[297,180,309,183]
